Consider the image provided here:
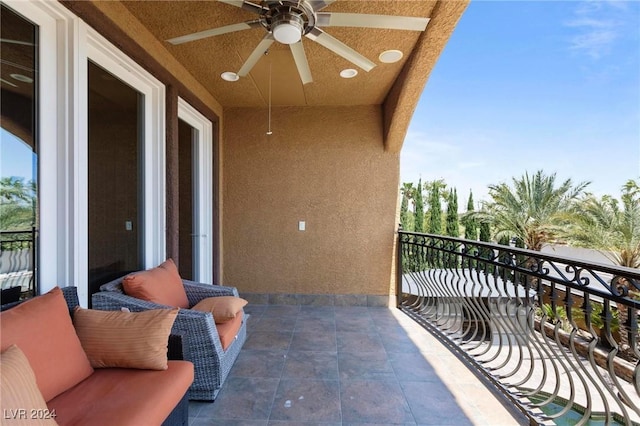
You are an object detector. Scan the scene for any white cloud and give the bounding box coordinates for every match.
[565,0,629,60]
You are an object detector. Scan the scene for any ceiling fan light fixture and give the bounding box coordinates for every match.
[272,14,304,45]
[221,71,239,82]
[379,49,403,63]
[339,68,358,79]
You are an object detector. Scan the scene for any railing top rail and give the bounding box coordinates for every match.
[398,230,640,279]
[0,229,36,236]
[398,231,640,306]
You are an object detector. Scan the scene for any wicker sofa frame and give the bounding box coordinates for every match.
[0,287,190,426]
[92,277,248,401]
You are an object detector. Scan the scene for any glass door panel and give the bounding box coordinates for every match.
[87,60,143,297]
[178,118,197,280]
[0,4,38,301]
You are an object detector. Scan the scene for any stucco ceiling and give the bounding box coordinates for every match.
[120,1,438,108]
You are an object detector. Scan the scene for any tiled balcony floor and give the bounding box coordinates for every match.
[189,305,528,425]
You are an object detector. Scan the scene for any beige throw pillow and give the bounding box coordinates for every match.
[73,307,178,370]
[191,296,248,324]
[0,345,58,425]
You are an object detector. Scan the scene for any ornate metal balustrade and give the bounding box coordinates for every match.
[397,231,640,426]
[0,228,37,299]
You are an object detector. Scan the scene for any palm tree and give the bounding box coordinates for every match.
[563,179,640,269]
[472,170,589,251]
[0,177,36,231]
[562,180,640,355]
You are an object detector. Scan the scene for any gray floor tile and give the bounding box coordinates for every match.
[264,305,301,317]
[252,316,298,332]
[192,420,269,426]
[289,331,337,352]
[244,331,293,351]
[401,381,473,425]
[338,351,395,380]
[340,379,415,424]
[282,350,339,379]
[213,305,524,426]
[337,331,386,353]
[230,349,287,378]
[270,379,341,422]
[335,316,376,332]
[388,351,438,381]
[295,317,336,333]
[377,330,421,353]
[201,377,279,421]
[269,422,340,426]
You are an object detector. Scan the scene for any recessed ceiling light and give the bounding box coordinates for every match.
[339,68,358,79]
[10,73,33,83]
[220,71,239,82]
[379,50,403,64]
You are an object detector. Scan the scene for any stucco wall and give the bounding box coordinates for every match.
[223,105,400,296]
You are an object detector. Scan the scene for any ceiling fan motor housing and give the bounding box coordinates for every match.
[261,1,316,44]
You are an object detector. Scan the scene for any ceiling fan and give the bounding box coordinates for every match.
[166,0,430,85]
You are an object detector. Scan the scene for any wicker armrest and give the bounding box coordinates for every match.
[92,291,174,312]
[183,280,239,306]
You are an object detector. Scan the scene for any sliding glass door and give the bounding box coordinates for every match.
[87,61,144,295]
[1,4,38,300]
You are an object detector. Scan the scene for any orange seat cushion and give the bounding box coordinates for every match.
[216,311,244,350]
[47,361,194,426]
[192,296,248,324]
[73,307,178,370]
[0,345,57,426]
[122,259,189,308]
[0,287,94,402]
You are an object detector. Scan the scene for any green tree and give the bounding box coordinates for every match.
[479,221,491,242]
[445,188,459,237]
[414,179,424,233]
[562,179,640,356]
[473,170,589,251]
[428,181,442,235]
[399,182,415,231]
[563,179,640,268]
[0,177,36,231]
[463,191,477,241]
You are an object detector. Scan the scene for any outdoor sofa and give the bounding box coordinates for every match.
[0,286,193,426]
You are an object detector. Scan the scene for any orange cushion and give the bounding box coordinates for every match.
[0,345,58,426]
[73,307,178,370]
[191,296,248,324]
[216,311,244,350]
[122,259,189,308]
[47,361,194,426]
[0,287,94,402]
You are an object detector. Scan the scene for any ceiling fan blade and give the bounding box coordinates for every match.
[290,42,313,85]
[217,0,267,15]
[308,0,336,12]
[305,27,375,72]
[316,13,429,31]
[167,20,261,45]
[237,34,275,77]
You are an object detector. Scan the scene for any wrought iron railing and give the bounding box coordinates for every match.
[0,228,37,299]
[397,231,640,426]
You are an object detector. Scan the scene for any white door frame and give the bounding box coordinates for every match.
[178,97,213,284]
[84,28,167,273]
[3,1,167,305]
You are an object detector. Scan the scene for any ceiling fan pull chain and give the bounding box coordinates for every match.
[267,57,273,136]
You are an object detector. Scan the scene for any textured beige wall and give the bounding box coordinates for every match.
[223,106,400,296]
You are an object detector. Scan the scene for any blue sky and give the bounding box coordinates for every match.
[401,0,640,207]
